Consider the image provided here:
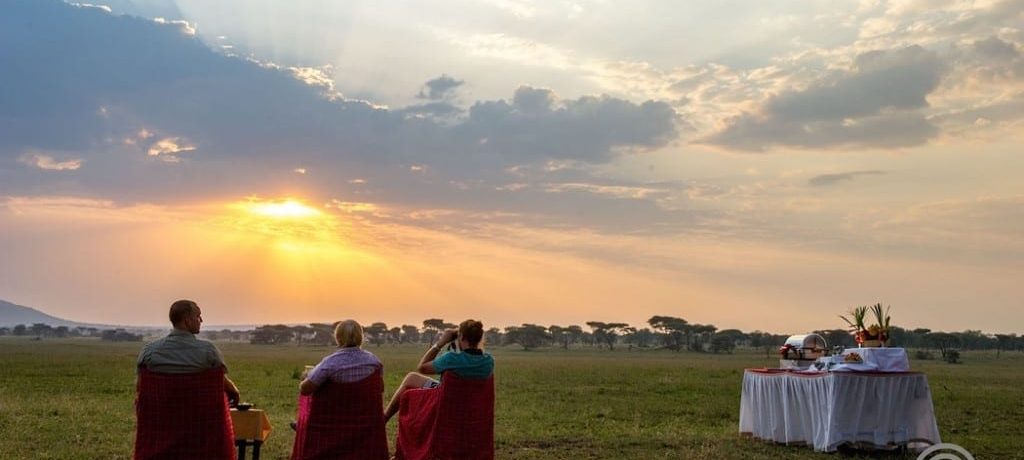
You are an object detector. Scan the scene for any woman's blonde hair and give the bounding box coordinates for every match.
[334,320,364,348]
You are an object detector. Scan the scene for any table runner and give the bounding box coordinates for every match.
[832,348,911,373]
[739,369,940,452]
[230,409,273,442]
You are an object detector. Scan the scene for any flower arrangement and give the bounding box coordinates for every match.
[839,303,891,347]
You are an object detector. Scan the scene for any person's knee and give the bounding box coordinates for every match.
[402,372,429,389]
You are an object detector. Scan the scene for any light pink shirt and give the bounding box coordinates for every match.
[307,347,382,384]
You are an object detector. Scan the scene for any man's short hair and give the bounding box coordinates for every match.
[335,320,364,348]
[169,300,198,326]
[459,319,484,346]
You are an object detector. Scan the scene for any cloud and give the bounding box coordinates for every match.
[0,0,680,221]
[146,137,196,157]
[542,182,668,200]
[808,170,884,187]
[152,17,195,36]
[398,101,463,119]
[18,153,83,171]
[772,46,943,120]
[288,65,337,94]
[69,3,111,13]
[457,86,677,163]
[706,46,946,150]
[418,74,464,100]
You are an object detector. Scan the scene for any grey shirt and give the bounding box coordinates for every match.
[137,328,227,374]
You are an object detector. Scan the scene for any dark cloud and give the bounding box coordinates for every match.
[973,36,1020,60]
[965,36,1024,80]
[0,0,681,232]
[456,87,677,163]
[769,46,944,120]
[397,101,464,119]
[706,46,946,150]
[417,74,464,100]
[808,170,884,187]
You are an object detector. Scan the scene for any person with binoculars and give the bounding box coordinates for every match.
[383,319,493,423]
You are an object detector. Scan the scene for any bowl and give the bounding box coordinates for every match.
[235,402,252,411]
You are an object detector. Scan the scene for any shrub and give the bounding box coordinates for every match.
[945,349,961,364]
[914,350,935,360]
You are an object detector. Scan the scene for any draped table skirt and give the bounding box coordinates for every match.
[738,369,941,452]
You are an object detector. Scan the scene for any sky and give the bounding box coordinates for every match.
[1,0,1023,333]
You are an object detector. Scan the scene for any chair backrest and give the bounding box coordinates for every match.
[134,368,235,460]
[436,372,495,449]
[397,372,495,460]
[291,370,389,460]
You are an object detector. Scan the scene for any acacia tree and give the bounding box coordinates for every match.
[631,328,655,348]
[648,316,688,351]
[689,324,718,352]
[388,327,402,345]
[585,322,630,351]
[925,332,960,360]
[504,324,550,350]
[30,323,52,338]
[748,331,787,358]
[250,325,294,344]
[422,318,447,346]
[995,334,1017,358]
[308,323,335,346]
[566,325,584,347]
[549,325,572,350]
[400,325,420,344]
[710,333,736,353]
[365,322,389,347]
[484,327,504,347]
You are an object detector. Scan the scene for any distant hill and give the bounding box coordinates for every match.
[0,299,100,328]
[0,299,249,331]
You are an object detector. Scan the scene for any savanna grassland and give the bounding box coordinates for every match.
[1,338,1022,459]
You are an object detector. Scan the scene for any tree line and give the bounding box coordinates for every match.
[243,316,1024,356]
[5,316,1021,358]
[0,323,144,342]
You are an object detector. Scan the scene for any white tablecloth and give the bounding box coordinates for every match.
[739,369,941,452]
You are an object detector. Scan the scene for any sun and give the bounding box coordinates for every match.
[217,198,341,248]
[244,199,322,219]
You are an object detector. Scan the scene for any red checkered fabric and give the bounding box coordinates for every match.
[395,372,495,460]
[290,370,389,460]
[133,368,235,460]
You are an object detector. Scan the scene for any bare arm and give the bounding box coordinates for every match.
[417,329,456,374]
[224,376,240,406]
[299,378,319,396]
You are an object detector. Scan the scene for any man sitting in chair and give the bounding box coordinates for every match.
[384,319,493,423]
[134,299,242,460]
[137,299,241,403]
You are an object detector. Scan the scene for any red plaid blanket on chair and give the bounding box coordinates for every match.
[134,368,235,460]
[290,370,389,460]
[395,372,495,460]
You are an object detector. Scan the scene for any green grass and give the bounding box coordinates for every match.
[1,338,1022,459]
